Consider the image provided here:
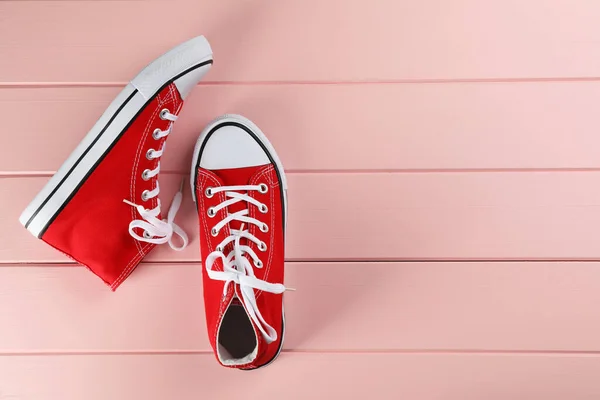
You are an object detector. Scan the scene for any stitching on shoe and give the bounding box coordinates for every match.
[111,242,154,290]
[250,167,271,299]
[197,169,235,349]
[129,97,161,254]
[198,170,231,269]
[250,165,277,301]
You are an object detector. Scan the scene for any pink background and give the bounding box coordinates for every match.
[2,0,600,398]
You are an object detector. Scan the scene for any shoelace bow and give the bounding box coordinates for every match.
[123,108,188,251]
[204,185,292,344]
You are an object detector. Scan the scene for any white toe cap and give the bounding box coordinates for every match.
[199,124,270,170]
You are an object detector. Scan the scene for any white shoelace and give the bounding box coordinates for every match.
[123,108,188,251]
[204,184,291,344]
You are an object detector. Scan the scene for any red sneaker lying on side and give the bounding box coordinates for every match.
[191,115,289,369]
[19,36,213,289]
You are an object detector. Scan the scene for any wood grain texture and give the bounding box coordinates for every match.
[1,262,600,352]
[3,82,600,173]
[2,0,600,83]
[1,353,600,400]
[3,172,600,263]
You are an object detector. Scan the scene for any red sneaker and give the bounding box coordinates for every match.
[19,36,213,289]
[191,115,289,369]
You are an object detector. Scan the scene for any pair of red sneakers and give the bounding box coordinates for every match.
[19,36,288,369]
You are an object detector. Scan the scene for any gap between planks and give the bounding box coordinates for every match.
[5,349,600,357]
[5,259,600,267]
[5,77,600,88]
[5,168,600,177]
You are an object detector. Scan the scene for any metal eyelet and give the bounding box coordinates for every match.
[205,187,214,198]
[254,260,263,268]
[259,204,268,213]
[141,190,150,201]
[260,223,269,233]
[141,169,151,181]
[152,128,161,140]
[146,149,155,160]
[211,227,219,237]
[159,108,170,120]
[258,183,268,194]
[143,231,152,239]
[207,207,216,218]
[258,241,267,252]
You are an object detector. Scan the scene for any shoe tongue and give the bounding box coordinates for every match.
[211,165,268,231]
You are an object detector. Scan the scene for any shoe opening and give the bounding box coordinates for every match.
[217,296,258,366]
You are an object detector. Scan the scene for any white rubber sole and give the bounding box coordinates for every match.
[190,114,288,369]
[20,36,213,238]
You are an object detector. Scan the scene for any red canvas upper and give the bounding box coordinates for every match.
[195,163,285,369]
[42,84,183,289]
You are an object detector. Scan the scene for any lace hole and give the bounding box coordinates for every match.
[143,231,152,239]
[211,227,219,237]
[258,241,267,252]
[255,260,263,268]
[260,223,269,233]
[207,207,216,218]
[259,204,268,214]
[141,190,150,202]
[258,183,268,194]
[146,149,155,160]
[141,169,151,181]
[159,108,170,120]
[152,128,161,140]
[205,187,214,198]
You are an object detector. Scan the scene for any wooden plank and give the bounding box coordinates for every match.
[5,171,600,263]
[1,353,600,399]
[3,172,600,263]
[3,82,600,173]
[2,0,600,83]
[1,262,600,352]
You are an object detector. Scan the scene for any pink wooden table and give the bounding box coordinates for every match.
[1,0,600,398]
